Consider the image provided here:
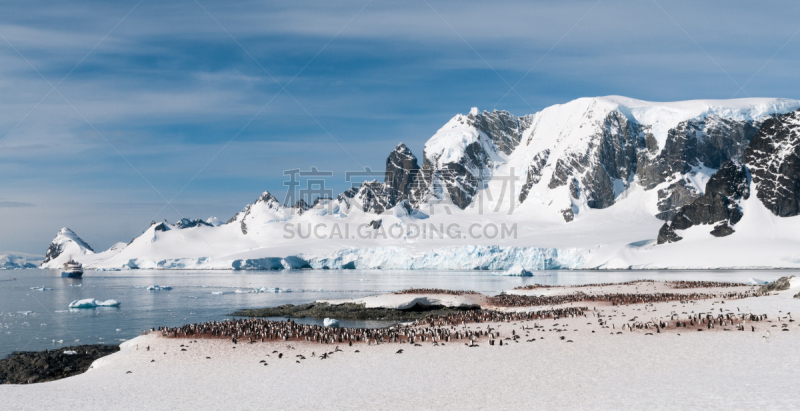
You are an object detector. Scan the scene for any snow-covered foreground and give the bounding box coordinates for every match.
[4,284,800,410]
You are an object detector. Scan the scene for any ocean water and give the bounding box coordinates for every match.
[0,268,787,358]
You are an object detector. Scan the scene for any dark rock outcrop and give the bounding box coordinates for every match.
[42,228,94,264]
[759,276,794,293]
[153,222,170,232]
[561,208,574,223]
[232,302,478,321]
[411,110,531,210]
[384,143,420,206]
[291,199,310,215]
[656,223,682,244]
[548,110,644,209]
[656,179,701,221]
[657,160,749,244]
[710,223,735,237]
[340,181,393,214]
[174,218,212,229]
[637,115,760,190]
[0,345,119,384]
[43,243,63,265]
[470,110,532,155]
[743,109,800,217]
[519,149,550,203]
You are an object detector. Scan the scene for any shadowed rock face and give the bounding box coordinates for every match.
[410,110,531,210]
[470,110,532,155]
[657,160,750,244]
[42,228,94,264]
[743,109,800,217]
[340,180,393,214]
[384,143,420,206]
[174,218,213,229]
[656,179,701,221]
[548,111,644,210]
[410,144,489,210]
[291,199,310,215]
[519,149,550,203]
[43,243,63,265]
[637,115,760,190]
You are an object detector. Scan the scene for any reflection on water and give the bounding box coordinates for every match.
[0,268,786,358]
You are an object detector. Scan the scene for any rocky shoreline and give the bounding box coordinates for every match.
[0,345,119,384]
[232,302,479,321]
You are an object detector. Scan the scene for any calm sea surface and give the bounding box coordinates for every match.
[0,268,788,358]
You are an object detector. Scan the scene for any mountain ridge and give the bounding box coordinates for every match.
[39,96,800,270]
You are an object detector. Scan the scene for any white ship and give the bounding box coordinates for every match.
[61,258,83,278]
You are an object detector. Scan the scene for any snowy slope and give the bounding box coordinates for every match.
[39,96,800,271]
[0,252,42,269]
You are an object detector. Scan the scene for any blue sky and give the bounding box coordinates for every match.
[2,0,800,254]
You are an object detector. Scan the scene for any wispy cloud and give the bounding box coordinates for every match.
[0,199,35,207]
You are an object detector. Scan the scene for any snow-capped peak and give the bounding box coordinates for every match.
[41,227,95,267]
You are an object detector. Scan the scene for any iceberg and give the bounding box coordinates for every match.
[748,278,769,285]
[69,299,98,309]
[147,285,173,291]
[96,299,120,307]
[68,299,121,309]
[494,264,533,277]
[323,318,340,328]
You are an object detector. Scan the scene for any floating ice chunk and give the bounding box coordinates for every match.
[323,318,340,327]
[97,299,120,307]
[494,264,533,277]
[29,287,53,291]
[69,299,98,309]
[748,278,768,285]
[211,291,223,295]
[234,289,251,294]
[68,299,121,308]
[147,285,173,291]
[116,328,122,332]
[63,350,77,355]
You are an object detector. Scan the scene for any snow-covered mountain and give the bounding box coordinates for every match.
[0,252,42,269]
[40,96,800,270]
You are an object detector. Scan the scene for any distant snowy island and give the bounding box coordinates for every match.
[37,96,800,271]
[1,253,42,270]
